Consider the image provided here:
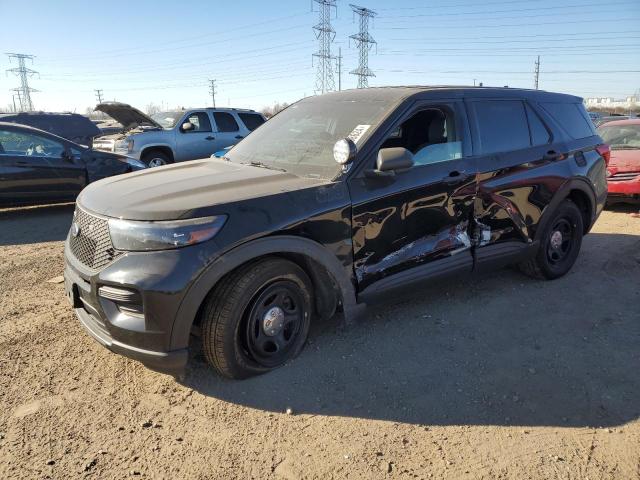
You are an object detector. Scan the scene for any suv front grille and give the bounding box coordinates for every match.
[69,208,123,270]
[608,172,639,182]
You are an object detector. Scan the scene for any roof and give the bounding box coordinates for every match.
[598,118,640,127]
[0,121,79,145]
[316,86,583,103]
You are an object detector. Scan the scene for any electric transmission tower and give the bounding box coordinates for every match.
[209,79,217,108]
[534,55,540,90]
[5,53,39,111]
[312,0,337,95]
[349,4,377,89]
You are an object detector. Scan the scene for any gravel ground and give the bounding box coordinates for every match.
[0,203,639,479]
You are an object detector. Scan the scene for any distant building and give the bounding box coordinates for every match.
[585,95,639,109]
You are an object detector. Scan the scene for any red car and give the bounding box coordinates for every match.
[597,119,640,205]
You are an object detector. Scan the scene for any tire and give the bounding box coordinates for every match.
[142,150,171,167]
[519,199,584,280]
[201,258,313,379]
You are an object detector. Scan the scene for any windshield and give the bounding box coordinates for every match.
[151,111,184,129]
[223,96,393,179]
[598,123,640,150]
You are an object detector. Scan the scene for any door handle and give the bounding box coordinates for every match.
[543,150,566,161]
[205,136,215,140]
[235,135,244,139]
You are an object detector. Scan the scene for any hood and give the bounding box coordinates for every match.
[95,102,162,130]
[78,159,328,220]
[608,149,640,173]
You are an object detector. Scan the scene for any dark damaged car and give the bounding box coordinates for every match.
[0,122,145,207]
[63,87,607,379]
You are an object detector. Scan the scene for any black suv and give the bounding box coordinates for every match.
[63,87,608,379]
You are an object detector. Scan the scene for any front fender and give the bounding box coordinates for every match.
[169,235,361,350]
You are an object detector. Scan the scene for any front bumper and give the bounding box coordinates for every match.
[607,173,640,202]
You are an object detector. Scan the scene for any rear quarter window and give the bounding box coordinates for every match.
[238,113,266,131]
[472,100,531,154]
[539,102,595,140]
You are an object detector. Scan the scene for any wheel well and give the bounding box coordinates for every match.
[141,146,174,162]
[192,253,342,329]
[566,189,592,234]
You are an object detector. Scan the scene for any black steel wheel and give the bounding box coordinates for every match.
[519,199,584,280]
[201,258,312,379]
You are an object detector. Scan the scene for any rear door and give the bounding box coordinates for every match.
[211,112,245,151]
[468,98,569,267]
[0,127,85,204]
[174,111,216,161]
[348,99,477,295]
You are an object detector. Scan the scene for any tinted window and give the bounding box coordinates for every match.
[238,113,265,131]
[185,112,212,132]
[0,129,65,157]
[525,104,551,146]
[473,100,530,154]
[213,112,239,132]
[539,102,595,139]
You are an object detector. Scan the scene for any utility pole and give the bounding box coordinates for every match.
[5,53,38,111]
[312,0,337,94]
[94,89,104,104]
[534,55,540,90]
[209,79,217,108]
[337,47,342,91]
[349,4,377,89]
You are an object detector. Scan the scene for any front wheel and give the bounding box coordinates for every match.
[142,150,171,167]
[519,199,584,280]
[201,258,313,379]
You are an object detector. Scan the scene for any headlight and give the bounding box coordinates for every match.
[108,215,226,251]
[114,139,129,152]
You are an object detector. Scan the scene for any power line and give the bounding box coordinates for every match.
[349,4,377,89]
[5,53,39,112]
[312,0,337,94]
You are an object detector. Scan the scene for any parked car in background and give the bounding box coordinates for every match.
[0,111,101,147]
[0,122,145,207]
[64,87,607,379]
[598,118,640,204]
[594,115,631,127]
[92,102,266,167]
[588,111,603,124]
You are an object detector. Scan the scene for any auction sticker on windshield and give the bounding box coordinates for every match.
[348,125,371,144]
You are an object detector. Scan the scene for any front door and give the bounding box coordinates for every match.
[0,128,85,204]
[174,111,217,161]
[348,101,477,294]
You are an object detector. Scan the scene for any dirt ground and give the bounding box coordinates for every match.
[0,203,639,480]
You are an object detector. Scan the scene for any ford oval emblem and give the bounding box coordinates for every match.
[71,222,81,237]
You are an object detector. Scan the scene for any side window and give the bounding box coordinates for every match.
[473,100,530,154]
[238,113,265,131]
[525,104,551,146]
[0,129,65,157]
[213,112,240,133]
[379,106,462,167]
[539,102,595,139]
[184,112,212,132]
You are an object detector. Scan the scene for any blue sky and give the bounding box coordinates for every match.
[1,0,639,113]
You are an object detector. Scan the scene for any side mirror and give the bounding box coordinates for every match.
[181,122,194,132]
[61,150,74,162]
[376,147,414,172]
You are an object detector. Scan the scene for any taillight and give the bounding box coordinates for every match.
[596,144,611,167]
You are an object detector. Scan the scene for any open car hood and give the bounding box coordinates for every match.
[95,102,162,130]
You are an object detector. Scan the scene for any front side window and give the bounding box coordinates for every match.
[224,96,393,179]
[0,129,65,157]
[213,112,239,133]
[184,112,212,132]
[473,100,531,155]
[379,106,462,166]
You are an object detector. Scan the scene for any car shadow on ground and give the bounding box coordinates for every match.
[0,203,74,246]
[183,232,640,428]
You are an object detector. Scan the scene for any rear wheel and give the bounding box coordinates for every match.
[519,199,584,280]
[201,258,313,379]
[142,150,171,167]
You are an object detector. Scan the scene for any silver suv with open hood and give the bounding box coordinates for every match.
[92,102,266,167]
